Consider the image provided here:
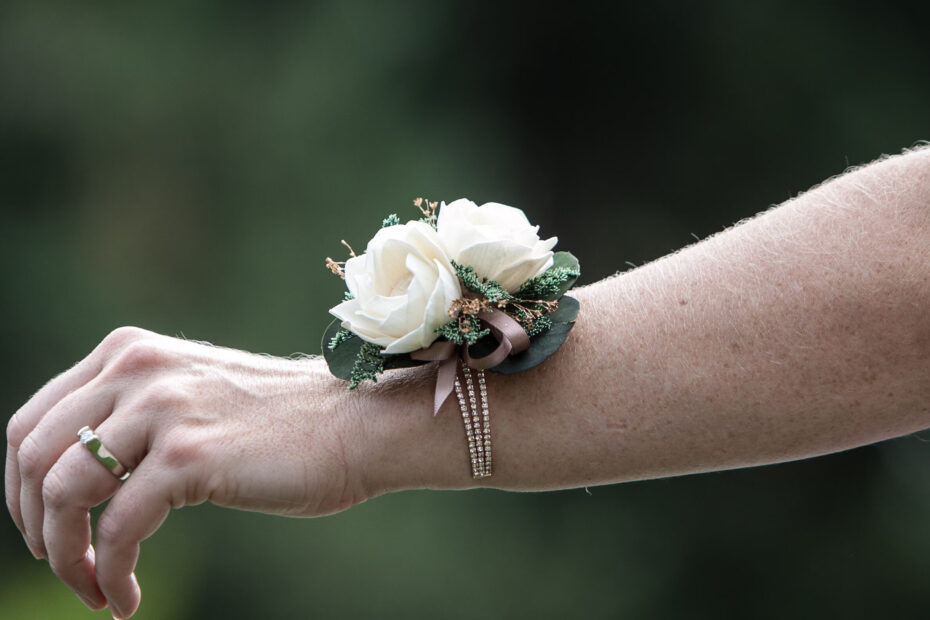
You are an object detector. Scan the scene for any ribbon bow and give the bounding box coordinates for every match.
[411,307,531,415]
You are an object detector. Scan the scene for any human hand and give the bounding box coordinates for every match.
[5,327,369,618]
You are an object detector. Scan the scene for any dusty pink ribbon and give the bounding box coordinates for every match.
[411,307,531,415]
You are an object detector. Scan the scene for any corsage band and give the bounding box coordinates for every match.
[322,198,580,479]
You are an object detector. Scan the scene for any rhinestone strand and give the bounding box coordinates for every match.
[454,364,492,479]
[453,374,479,477]
[478,369,492,477]
[462,367,486,477]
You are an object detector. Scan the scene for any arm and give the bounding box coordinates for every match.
[365,146,930,493]
[7,147,930,617]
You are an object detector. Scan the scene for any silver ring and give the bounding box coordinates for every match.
[77,426,131,481]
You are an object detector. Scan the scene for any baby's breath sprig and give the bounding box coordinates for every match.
[325,258,346,279]
[438,261,564,344]
[324,240,357,280]
[327,200,445,280]
[413,197,439,228]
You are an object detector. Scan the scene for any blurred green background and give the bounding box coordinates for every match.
[3,2,930,618]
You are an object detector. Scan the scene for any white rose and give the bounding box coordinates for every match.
[436,199,557,293]
[329,221,462,354]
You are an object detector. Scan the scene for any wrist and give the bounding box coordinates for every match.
[342,364,480,498]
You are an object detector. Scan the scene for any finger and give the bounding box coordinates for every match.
[6,326,147,554]
[19,380,116,558]
[95,461,173,619]
[9,357,103,445]
[42,442,119,610]
[5,443,24,533]
[6,357,103,555]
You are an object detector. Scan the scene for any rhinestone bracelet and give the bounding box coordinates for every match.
[454,366,491,478]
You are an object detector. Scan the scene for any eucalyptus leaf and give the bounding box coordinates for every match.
[484,294,579,375]
[322,319,362,380]
[322,319,426,380]
[383,352,428,370]
[489,321,575,375]
[548,294,579,323]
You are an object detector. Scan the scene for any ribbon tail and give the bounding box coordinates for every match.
[432,355,459,416]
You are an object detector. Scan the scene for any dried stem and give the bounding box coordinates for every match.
[325,257,346,279]
[340,240,357,257]
[413,197,439,224]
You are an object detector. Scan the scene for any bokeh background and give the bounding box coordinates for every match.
[3,2,930,618]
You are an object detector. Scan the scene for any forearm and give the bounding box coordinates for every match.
[348,147,930,496]
[7,148,929,617]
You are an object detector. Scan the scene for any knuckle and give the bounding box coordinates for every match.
[95,513,124,551]
[6,412,26,448]
[159,431,206,469]
[95,512,121,545]
[135,380,191,414]
[101,326,146,351]
[109,341,171,377]
[41,468,69,510]
[16,435,44,481]
[46,545,80,579]
[5,487,19,520]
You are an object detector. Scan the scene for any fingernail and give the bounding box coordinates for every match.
[75,591,96,610]
[24,536,44,559]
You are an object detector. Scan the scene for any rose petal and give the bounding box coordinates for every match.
[378,254,437,336]
[436,199,559,291]
[492,253,555,293]
[453,240,550,291]
[329,299,396,348]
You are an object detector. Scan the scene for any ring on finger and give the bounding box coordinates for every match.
[76,426,131,481]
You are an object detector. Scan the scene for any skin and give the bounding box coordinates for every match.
[6,146,930,618]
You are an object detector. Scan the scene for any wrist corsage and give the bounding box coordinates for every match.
[322,198,580,479]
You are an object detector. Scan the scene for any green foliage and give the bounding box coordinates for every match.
[448,255,580,344]
[381,213,400,228]
[328,327,354,351]
[325,255,580,384]
[436,314,490,345]
[322,320,364,380]
[516,252,581,301]
[453,262,512,303]
[349,341,385,388]
[320,323,390,388]
[547,294,580,323]
[382,352,427,371]
[490,295,579,375]
[522,314,552,337]
[322,319,424,385]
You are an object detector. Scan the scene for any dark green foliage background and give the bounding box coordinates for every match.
[2,2,930,618]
